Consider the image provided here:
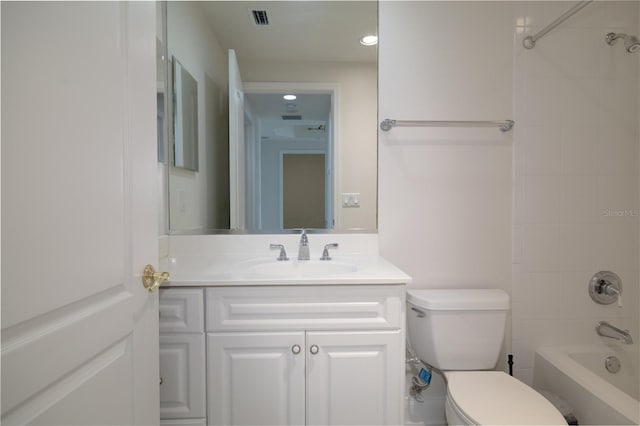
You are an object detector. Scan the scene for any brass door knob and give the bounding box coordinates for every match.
[142,264,169,292]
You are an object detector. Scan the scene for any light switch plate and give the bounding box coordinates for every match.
[342,192,360,208]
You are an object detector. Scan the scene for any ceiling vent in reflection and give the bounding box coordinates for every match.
[251,10,270,26]
[282,115,302,120]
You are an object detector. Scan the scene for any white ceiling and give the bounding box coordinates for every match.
[200,1,378,65]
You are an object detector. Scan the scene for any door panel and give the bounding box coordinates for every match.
[228,49,246,229]
[283,153,326,229]
[306,331,403,426]
[1,2,158,424]
[207,332,305,425]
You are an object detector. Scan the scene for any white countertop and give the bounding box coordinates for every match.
[159,233,411,286]
[159,254,412,286]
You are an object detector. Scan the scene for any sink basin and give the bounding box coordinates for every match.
[243,259,358,277]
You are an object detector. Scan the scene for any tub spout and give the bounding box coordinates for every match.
[596,321,634,344]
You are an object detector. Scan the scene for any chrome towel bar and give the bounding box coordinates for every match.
[379,119,514,132]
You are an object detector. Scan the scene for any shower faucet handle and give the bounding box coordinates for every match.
[589,271,622,308]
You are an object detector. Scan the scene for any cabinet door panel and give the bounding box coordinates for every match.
[207,332,305,426]
[206,286,403,332]
[160,334,206,419]
[159,288,204,333]
[306,331,402,425]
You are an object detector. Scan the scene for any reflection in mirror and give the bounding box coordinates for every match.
[166,1,377,234]
[243,90,334,230]
[173,57,199,171]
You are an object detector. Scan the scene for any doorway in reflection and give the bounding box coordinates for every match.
[243,92,333,230]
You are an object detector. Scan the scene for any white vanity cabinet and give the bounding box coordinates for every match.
[159,289,207,425]
[205,285,405,426]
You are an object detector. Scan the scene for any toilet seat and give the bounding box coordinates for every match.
[444,371,566,425]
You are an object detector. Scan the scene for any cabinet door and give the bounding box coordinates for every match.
[306,331,403,425]
[207,332,305,426]
[160,334,206,419]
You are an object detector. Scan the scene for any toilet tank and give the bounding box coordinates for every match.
[407,289,509,370]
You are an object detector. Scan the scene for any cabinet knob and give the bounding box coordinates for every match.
[159,377,163,385]
[292,344,301,355]
[310,345,319,355]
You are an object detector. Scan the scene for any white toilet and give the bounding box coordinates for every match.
[407,289,567,425]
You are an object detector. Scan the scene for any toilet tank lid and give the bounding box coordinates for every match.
[407,289,510,310]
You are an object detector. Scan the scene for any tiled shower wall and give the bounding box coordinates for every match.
[512,1,640,384]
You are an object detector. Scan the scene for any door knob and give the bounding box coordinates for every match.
[142,264,170,293]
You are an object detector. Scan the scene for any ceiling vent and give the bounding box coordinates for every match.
[251,10,270,26]
[282,115,302,120]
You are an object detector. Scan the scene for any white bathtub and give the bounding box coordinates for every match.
[534,345,639,425]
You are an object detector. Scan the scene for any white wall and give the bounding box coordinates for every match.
[511,1,640,385]
[379,1,514,291]
[167,1,228,232]
[378,2,515,423]
[240,60,378,230]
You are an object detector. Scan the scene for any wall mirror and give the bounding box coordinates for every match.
[164,1,378,233]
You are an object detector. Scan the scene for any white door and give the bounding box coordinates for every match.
[1,2,159,425]
[228,49,246,229]
[207,332,306,425]
[306,331,403,425]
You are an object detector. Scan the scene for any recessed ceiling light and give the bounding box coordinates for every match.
[283,94,297,100]
[360,35,378,46]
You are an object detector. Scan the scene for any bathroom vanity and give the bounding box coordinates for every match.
[157,235,410,426]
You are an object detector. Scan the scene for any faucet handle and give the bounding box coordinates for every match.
[270,244,289,261]
[320,243,339,261]
[299,229,308,244]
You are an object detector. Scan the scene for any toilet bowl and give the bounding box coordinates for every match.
[407,289,566,425]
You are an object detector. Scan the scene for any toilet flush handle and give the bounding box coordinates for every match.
[411,307,425,318]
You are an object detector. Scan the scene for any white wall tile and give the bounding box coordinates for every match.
[522,77,565,126]
[513,1,639,369]
[519,272,565,319]
[561,125,599,175]
[558,224,599,270]
[522,224,561,271]
[561,270,600,318]
[599,77,640,128]
[598,175,640,222]
[595,224,638,271]
[562,78,600,125]
[523,175,562,224]
[559,175,599,223]
[597,126,639,176]
[523,126,562,175]
[559,29,602,78]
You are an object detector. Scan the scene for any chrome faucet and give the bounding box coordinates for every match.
[297,229,310,260]
[596,321,633,344]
